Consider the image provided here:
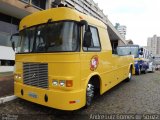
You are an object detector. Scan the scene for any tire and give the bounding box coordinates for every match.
[125,67,132,82]
[86,82,94,107]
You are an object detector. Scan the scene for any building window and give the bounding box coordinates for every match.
[32,0,46,9]
[21,0,30,3]
[0,13,19,47]
[0,60,15,66]
[0,12,20,26]
[20,0,46,9]
[0,32,11,47]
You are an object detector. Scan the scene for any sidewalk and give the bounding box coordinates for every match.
[0,72,14,97]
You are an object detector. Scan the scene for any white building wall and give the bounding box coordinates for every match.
[147,35,160,56]
[0,66,14,72]
[116,25,126,39]
[0,46,15,72]
[0,46,15,60]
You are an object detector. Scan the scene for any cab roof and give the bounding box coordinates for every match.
[19,7,106,31]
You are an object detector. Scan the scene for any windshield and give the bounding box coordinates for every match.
[17,21,79,53]
[117,46,139,58]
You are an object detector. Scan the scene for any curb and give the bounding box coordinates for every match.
[0,95,17,104]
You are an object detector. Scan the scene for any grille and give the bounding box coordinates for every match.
[23,63,48,89]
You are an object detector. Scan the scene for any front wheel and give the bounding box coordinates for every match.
[86,83,94,107]
[143,69,147,74]
[136,67,141,75]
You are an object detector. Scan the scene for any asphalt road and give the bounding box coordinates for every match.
[0,78,13,97]
[0,72,14,97]
[0,71,160,120]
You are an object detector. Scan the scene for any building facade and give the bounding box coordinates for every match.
[147,35,160,56]
[126,39,133,45]
[115,23,127,39]
[0,0,51,72]
[0,0,127,72]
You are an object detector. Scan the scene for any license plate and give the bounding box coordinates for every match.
[28,92,38,99]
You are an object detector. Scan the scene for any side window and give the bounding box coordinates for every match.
[83,26,101,51]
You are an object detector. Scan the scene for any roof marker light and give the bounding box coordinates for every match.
[79,16,83,20]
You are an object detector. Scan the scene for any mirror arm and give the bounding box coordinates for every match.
[80,20,88,31]
[12,42,15,51]
[10,33,19,52]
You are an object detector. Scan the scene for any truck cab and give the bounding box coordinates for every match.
[13,7,134,110]
[117,45,149,75]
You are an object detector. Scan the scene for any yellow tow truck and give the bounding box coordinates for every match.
[12,7,134,110]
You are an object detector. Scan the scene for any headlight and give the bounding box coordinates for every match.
[52,80,73,87]
[52,80,58,86]
[14,74,22,79]
[59,80,66,87]
[134,61,138,64]
[18,75,22,79]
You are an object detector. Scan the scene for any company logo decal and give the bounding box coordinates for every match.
[90,55,99,71]
[32,73,37,78]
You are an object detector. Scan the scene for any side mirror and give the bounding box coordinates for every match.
[80,20,92,48]
[139,51,143,55]
[139,47,143,52]
[83,31,92,48]
[140,48,143,51]
[139,47,143,55]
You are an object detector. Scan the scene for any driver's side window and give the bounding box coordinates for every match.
[83,26,101,51]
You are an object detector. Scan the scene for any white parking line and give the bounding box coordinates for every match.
[0,95,17,104]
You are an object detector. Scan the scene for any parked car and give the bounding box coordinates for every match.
[147,62,155,72]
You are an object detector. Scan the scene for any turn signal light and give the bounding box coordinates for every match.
[79,16,83,19]
[69,101,76,104]
[66,80,73,87]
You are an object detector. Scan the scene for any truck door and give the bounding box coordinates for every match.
[80,25,102,81]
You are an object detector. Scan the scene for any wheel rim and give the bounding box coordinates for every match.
[86,84,94,106]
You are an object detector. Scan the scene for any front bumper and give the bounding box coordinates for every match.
[14,82,85,111]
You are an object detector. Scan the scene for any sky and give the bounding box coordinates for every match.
[93,0,160,46]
